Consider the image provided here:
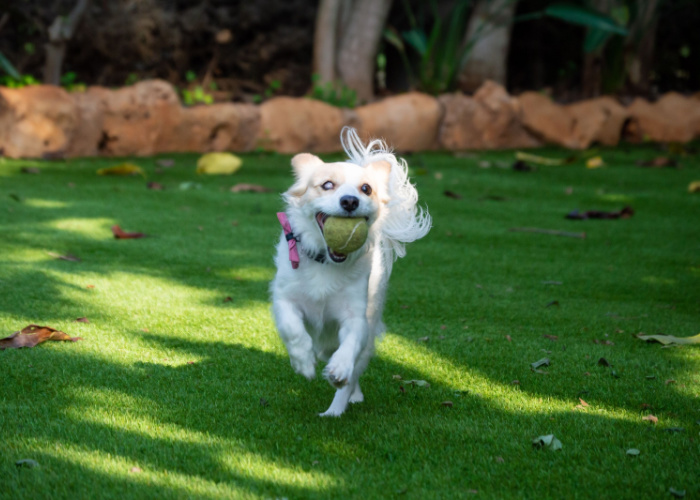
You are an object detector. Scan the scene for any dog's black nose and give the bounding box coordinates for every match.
[340,195,359,212]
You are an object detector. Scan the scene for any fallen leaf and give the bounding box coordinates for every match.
[187,361,195,365]
[97,163,146,178]
[511,380,520,385]
[669,487,686,498]
[86,284,95,289]
[155,159,175,168]
[636,333,700,346]
[532,434,562,451]
[404,380,430,387]
[642,414,658,424]
[147,182,164,190]
[441,401,453,407]
[47,251,81,262]
[512,160,534,172]
[130,466,142,473]
[15,459,40,468]
[689,181,700,193]
[640,403,653,409]
[417,336,430,342]
[111,225,147,239]
[443,190,463,200]
[0,325,82,350]
[21,167,41,174]
[530,358,550,371]
[543,334,558,341]
[579,398,589,407]
[515,151,572,166]
[636,157,677,168]
[495,456,505,463]
[626,448,640,456]
[74,317,89,323]
[566,206,634,220]
[665,379,676,385]
[510,227,586,238]
[597,357,611,367]
[586,156,604,169]
[545,300,559,307]
[216,28,232,44]
[230,183,272,193]
[506,335,512,342]
[467,490,478,494]
[196,152,242,175]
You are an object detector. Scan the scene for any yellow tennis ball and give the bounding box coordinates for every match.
[323,217,368,254]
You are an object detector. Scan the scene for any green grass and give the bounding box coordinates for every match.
[1,146,699,499]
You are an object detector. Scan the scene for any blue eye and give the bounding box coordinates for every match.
[361,184,372,195]
[322,181,334,190]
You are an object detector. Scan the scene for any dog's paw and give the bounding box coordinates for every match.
[349,385,364,404]
[290,353,316,380]
[318,408,344,418]
[323,357,353,388]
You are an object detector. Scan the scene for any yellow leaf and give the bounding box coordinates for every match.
[97,163,146,178]
[637,333,700,346]
[586,156,604,169]
[688,181,700,193]
[515,151,569,166]
[196,152,242,175]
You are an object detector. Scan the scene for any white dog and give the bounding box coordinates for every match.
[270,127,431,416]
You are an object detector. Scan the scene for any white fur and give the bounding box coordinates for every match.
[270,128,431,417]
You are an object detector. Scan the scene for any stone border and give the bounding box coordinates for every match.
[1,79,698,158]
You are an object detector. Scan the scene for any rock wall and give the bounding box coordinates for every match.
[1,79,699,159]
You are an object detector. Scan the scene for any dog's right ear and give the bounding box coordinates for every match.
[288,153,323,197]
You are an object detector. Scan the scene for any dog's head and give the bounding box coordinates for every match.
[283,153,391,263]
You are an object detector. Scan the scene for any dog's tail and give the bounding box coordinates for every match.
[341,127,432,264]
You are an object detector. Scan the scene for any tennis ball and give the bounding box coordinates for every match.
[323,217,368,254]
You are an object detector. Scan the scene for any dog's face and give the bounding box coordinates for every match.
[285,153,391,263]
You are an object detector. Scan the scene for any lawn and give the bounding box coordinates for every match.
[1,145,699,499]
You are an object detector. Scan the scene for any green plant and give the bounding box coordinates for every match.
[307,74,357,108]
[384,0,473,95]
[124,73,139,86]
[60,71,86,92]
[0,74,40,88]
[252,79,283,105]
[180,71,215,106]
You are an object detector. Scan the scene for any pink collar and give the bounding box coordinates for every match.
[277,212,300,269]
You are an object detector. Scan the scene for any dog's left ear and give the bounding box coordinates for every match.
[368,160,391,204]
[291,153,323,179]
[287,153,323,197]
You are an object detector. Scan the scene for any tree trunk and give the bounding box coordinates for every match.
[581,0,615,98]
[336,0,392,103]
[313,0,342,83]
[624,0,660,95]
[458,0,518,93]
[43,0,90,85]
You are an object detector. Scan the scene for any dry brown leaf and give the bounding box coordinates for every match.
[506,335,512,342]
[441,401,453,407]
[642,414,658,424]
[111,225,147,239]
[665,379,676,385]
[74,317,89,323]
[579,398,589,407]
[230,183,272,193]
[0,325,82,350]
[47,251,81,262]
[543,334,558,341]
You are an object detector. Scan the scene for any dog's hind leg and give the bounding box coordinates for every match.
[273,299,316,380]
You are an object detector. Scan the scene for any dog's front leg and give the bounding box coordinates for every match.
[273,299,316,380]
[323,315,368,389]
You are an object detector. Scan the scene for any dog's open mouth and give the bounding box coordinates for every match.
[316,212,347,262]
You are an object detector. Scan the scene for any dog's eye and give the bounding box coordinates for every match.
[361,184,372,195]
[321,181,334,191]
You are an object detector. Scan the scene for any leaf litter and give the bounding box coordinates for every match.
[0,325,82,350]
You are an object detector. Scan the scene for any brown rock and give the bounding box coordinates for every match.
[66,91,105,157]
[566,97,629,148]
[0,85,78,158]
[88,80,182,156]
[257,97,353,153]
[518,92,577,148]
[355,92,443,151]
[156,103,260,153]
[439,81,541,150]
[625,94,700,143]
